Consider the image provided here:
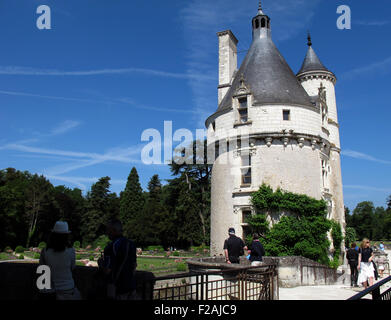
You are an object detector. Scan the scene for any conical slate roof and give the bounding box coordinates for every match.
[297,45,329,75]
[218,31,313,112]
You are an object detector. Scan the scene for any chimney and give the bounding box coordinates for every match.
[217,30,238,105]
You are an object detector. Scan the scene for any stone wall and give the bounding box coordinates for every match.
[0,262,155,300]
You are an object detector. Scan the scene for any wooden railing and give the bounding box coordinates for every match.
[347,275,391,300]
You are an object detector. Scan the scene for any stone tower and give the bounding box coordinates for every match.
[206,2,345,256]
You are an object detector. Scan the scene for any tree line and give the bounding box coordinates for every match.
[0,154,211,250]
[1,154,390,253]
[345,198,391,244]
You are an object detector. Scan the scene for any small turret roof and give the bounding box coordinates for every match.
[297,34,330,75]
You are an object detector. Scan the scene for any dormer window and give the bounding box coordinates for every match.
[238,97,248,123]
[233,74,252,127]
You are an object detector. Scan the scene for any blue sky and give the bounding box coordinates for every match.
[0,0,390,211]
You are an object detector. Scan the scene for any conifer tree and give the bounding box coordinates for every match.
[119,167,145,240]
[81,177,113,245]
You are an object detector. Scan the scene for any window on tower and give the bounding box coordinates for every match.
[261,18,266,28]
[238,97,248,123]
[242,210,252,224]
[283,109,290,121]
[241,153,252,186]
[321,159,329,189]
[255,19,259,29]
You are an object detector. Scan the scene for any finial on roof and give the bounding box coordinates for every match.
[307,32,312,47]
[258,0,264,15]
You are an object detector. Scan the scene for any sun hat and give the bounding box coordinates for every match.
[228,227,235,235]
[52,221,71,234]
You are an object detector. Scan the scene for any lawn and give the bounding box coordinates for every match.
[136,257,188,274]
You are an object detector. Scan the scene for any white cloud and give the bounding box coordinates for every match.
[340,56,391,79]
[341,149,391,165]
[0,90,196,114]
[344,185,391,193]
[0,143,143,175]
[50,120,81,136]
[44,175,126,191]
[0,65,214,81]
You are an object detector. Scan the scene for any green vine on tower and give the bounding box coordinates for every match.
[247,184,343,268]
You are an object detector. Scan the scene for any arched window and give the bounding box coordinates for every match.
[261,18,266,28]
[255,19,259,29]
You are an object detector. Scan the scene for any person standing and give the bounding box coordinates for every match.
[98,219,137,300]
[249,234,265,267]
[346,242,359,287]
[223,228,247,264]
[357,238,375,289]
[39,221,81,300]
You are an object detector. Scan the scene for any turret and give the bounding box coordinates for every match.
[297,34,345,238]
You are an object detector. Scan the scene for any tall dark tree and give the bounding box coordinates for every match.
[169,140,212,245]
[139,175,174,247]
[351,201,375,240]
[51,186,85,244]
[0,169,31,249]
[81,177,114,246]
[119,167,145,240]
[24,174,54,248]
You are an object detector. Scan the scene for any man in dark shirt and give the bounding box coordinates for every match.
[98,219,137,300]
[249,234,265,266]
[223,228,247,264]
[346,242,359,287]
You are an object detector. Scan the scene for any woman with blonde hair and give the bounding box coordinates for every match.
[357,238,375,289]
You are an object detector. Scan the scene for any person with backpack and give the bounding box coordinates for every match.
[346,242,359,287]
[223,228,247,264]
[249,233,265,266]
[98,219,137,300]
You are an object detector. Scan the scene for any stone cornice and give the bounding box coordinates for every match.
[297,70,337,84]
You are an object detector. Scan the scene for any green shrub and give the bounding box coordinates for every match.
[4,246,12,252]
[0,252,10,260]
[73,241,81,249]
[18,254,24,260]
[93,235,110,250]
[176,263,187,272]
[146,245,164,252]
[76,254,81,260]
[15,246,25,253]
[344,227,357,248]
[34,253,41,259]
[38,242,46,249]
[89,255,94,261]
[172,251,180,256]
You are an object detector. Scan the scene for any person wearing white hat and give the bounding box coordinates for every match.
[39,221,81,300]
